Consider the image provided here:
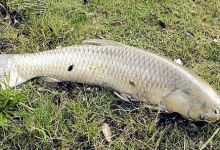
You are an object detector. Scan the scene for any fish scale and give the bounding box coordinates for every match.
[1,39,220,121]
[12,45,181,98]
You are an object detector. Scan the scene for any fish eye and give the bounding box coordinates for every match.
[214,109,219,115]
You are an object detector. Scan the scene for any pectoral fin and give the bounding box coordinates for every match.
[83,39,125,46]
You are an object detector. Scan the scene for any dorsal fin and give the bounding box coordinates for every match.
[82,39,125,46]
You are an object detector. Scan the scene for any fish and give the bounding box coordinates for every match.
[0,39,220,121]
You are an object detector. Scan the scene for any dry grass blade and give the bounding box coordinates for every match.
[199,128,220,150]
[182,30,195,37]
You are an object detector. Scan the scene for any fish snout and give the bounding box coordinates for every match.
[200,108,220,121]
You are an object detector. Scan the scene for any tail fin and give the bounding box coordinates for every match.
[0,54,15,66]
[0,54,15,90]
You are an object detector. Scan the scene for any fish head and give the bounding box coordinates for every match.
[163,81,220,122]
[186,81,220,122]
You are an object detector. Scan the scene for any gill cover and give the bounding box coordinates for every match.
[163,90,194,119]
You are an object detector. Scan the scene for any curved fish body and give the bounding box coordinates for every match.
[1,39,220,121]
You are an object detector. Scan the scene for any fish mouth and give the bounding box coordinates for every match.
[200,112,220,122]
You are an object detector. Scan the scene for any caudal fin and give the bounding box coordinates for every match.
[0,54,15,90]
[0,54,15,66]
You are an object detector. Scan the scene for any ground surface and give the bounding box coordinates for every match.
[0,0,220,149]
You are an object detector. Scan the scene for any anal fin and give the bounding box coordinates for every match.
[44,77,61,83]
[114,91,138,103]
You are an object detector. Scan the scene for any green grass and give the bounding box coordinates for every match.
[0,0,220,149]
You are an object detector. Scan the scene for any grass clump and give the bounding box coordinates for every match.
[0,0,220,149]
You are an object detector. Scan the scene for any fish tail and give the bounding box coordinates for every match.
[0,54,14,67]
[0,54,15,90]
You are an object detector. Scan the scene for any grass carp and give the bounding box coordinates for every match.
[0,39,220,121]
